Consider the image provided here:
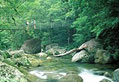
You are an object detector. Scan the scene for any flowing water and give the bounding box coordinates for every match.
[29,56,117,82]
[79,68,112,82]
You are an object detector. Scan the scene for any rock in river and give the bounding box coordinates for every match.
[58,73,83,82]
[113,68,119,82]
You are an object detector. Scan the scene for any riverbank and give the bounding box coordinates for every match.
[0,42,119,82]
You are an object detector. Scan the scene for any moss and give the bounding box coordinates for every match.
[3,59,16,68]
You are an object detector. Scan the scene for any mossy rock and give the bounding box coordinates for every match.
[94,49,113,64]
[29,58,42,67]
[58,74,83,82]
[0,61,28,82]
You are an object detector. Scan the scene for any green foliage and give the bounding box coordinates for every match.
[0,0,119,50]
[113,51,119,61]
[10,31,30,50]
[41,32,50,47]
[70,0,119,48]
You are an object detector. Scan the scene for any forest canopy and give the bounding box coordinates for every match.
[0,0,119,51]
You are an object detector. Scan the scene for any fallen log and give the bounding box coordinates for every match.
[53,44,87,57]
[53,48,78,57]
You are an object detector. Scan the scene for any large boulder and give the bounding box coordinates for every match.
[0,61,27,82]
[78,39,102,53]
[113,68,119,82]
[58,74,83,82]
[72,50,88,62]
[21,38,41,54]
[94,49,113,64]
[71,39,102,63]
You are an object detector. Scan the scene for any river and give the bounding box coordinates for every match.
[28,56,117,82]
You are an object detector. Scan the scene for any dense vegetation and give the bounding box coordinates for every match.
[0,0,119,52]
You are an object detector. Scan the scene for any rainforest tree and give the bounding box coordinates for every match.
[0,0,119,51]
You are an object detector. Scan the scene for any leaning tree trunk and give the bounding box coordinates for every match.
[53,44,87,57]
[53,48,77,57]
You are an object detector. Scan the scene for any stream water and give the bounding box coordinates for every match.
[29,57,117,82]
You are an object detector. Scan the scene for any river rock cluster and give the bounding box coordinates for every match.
[71,39,118,65]
[0,49,43,82]
[0,38,119,82]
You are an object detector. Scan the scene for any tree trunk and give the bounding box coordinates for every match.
[53,45,87,57]
[53,48,78,57]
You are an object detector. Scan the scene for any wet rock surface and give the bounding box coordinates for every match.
[113,68,119,82]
